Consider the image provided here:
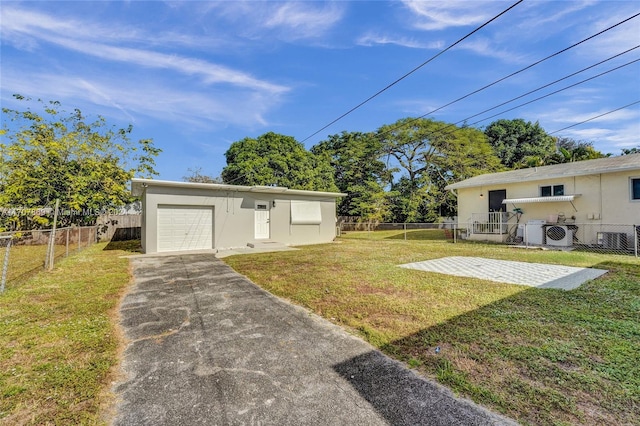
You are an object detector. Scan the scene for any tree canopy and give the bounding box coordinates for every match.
[221,132,338,192]
[551,137,608,163]
[378,118,502,221]
[311,131,390,219]
[484,118,556,169]
[0,95,161,230]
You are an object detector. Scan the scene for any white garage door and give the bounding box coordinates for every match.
[157,206,213,252]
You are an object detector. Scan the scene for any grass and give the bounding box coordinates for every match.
[0,241,134,425]
[2,243,87,287]
[224,229,640,426]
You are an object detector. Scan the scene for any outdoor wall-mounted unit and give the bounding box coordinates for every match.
[597,232,627,250]
[546,225,573,247]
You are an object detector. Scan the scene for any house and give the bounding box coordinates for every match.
[445,154,640,249]
[131,178,346,254]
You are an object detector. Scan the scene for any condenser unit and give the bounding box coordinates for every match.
[546,225,573,247]
[597,232,627,250]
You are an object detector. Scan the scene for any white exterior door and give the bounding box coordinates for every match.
[254,202,270,239]
[157,206,213,252]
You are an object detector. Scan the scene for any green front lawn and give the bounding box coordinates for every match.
[0,242,133,424]
[224,230,640,426]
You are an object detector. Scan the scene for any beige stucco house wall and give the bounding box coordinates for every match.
[446,154,640,245]
[131,179,345,254]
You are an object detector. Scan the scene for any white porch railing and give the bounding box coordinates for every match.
[469,212,510,235]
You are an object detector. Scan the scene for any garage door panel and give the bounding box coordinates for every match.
[157,206,213,252]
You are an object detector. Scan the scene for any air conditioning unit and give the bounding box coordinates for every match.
[597,232,627,250]
[546,225,573,247]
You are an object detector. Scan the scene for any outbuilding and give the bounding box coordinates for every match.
[131,178,346,254]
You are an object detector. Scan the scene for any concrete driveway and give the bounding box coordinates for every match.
[113,253,515,425]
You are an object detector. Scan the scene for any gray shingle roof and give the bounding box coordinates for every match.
[445,153,640,190]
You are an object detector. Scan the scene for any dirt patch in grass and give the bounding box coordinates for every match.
[224,237,640,426]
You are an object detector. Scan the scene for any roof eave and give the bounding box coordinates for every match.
[130,178,347,198]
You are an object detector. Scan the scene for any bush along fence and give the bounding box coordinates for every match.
[338,221,640,257]
[0,226,98,293]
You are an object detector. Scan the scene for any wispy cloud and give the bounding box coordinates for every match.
[1,68,283,130]
[518,0,595,27]
[539,104,640,150]
[543,107,638,124]
[560,122,639,151]
[458,38,528,63]
[264,2,344,38]
[1,6,289,94]
[356,32,444,49]
[400,0,506,31]
[578,9,640,57]
[204,1,345,41]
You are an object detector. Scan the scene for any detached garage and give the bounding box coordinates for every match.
[131,178,346,254]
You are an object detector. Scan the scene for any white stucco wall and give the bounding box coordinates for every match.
[140,185,340,253]
[456,171,640,226]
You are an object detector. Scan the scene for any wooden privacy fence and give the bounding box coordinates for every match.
[96,214,141,242]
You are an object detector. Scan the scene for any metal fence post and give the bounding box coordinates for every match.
[65,228,70,257]
[78,227,82,252]
[47,199,60,271]
[1,237,11,293]
[404,223,407,240]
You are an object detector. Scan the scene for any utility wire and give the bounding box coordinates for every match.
[391,58,639,145]
[379,46,640,142]
[466,58,640,127]
[549,100,640,135]
[224,10,640,186]
[299,0,525,143]
[376,57,639,164]
[460,46,640,126]
[377,11,640,139]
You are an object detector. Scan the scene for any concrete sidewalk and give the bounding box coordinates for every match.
[113,253,516,425]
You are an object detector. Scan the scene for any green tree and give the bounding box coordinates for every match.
[0,95,161,230]
[221,132,337,192]
[311,131,391,219]
[428,126,503,218]
[378,118,501,222]
[484,118,556,169]
[550,137,608,163]
[622,147,639,155]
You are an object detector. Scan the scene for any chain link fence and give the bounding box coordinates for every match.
[337,221,639,257]
[0,226,98,292]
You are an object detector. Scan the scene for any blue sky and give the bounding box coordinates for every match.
[1,1,639,181]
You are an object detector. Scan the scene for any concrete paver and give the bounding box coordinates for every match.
[400,256,607,290]
[113,253,516,425]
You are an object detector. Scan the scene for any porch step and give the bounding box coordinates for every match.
[247,241,289,249]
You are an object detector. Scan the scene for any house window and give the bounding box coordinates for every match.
[632,178,640,200]
[541,185,564,197]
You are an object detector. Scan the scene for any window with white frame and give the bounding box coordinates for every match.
[632,178,640,200]
[540,184,564,197]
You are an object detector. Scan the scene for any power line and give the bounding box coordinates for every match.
[466,58,640,127]
[379,46,640,142]
[376,11,640,140]
[299,0,525,143]
[460,46,640,127]
[549,100,640,135]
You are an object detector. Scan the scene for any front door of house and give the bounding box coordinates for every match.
[254,202,270,239]
[488,190,506,213]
